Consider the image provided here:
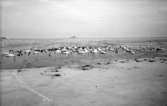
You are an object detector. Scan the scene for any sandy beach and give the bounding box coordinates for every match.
[1,57,167,106]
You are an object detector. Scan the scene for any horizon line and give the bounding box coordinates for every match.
[3,36,167,39]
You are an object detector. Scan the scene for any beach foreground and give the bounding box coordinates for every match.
[1,59,167,106]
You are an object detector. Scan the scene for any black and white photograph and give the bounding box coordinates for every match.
[0,0,167,106]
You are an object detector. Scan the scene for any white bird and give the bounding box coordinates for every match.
[55,50,61,54]
[93,49,98,53]
[33,51,40,54]
[25,49,31,53]
[5,53,15,57]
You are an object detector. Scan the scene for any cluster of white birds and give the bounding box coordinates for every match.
[1,45,142,57]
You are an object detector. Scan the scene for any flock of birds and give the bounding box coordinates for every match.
[2,44,163,57]
[2,45,137,57]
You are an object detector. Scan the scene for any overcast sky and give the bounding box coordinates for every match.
[1,0,167,38]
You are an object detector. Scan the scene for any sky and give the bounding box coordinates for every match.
[1,0,167,38]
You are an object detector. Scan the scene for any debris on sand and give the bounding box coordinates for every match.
[41,71,62,77]
[134,58,157,63]
[127,66,140,70]
[40,67,63,78]
[134,58,150,62]
[52,73,61,76]
[134,58,142,62]
[118,59,129,63]
[79,65,94,70]
[96,62,102,65]
[95,61,111,66]
[50,66,61,72]
[148,58,155,62]
[17,69,23,72]
[105,61,111,65]
[17,68,26,72]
